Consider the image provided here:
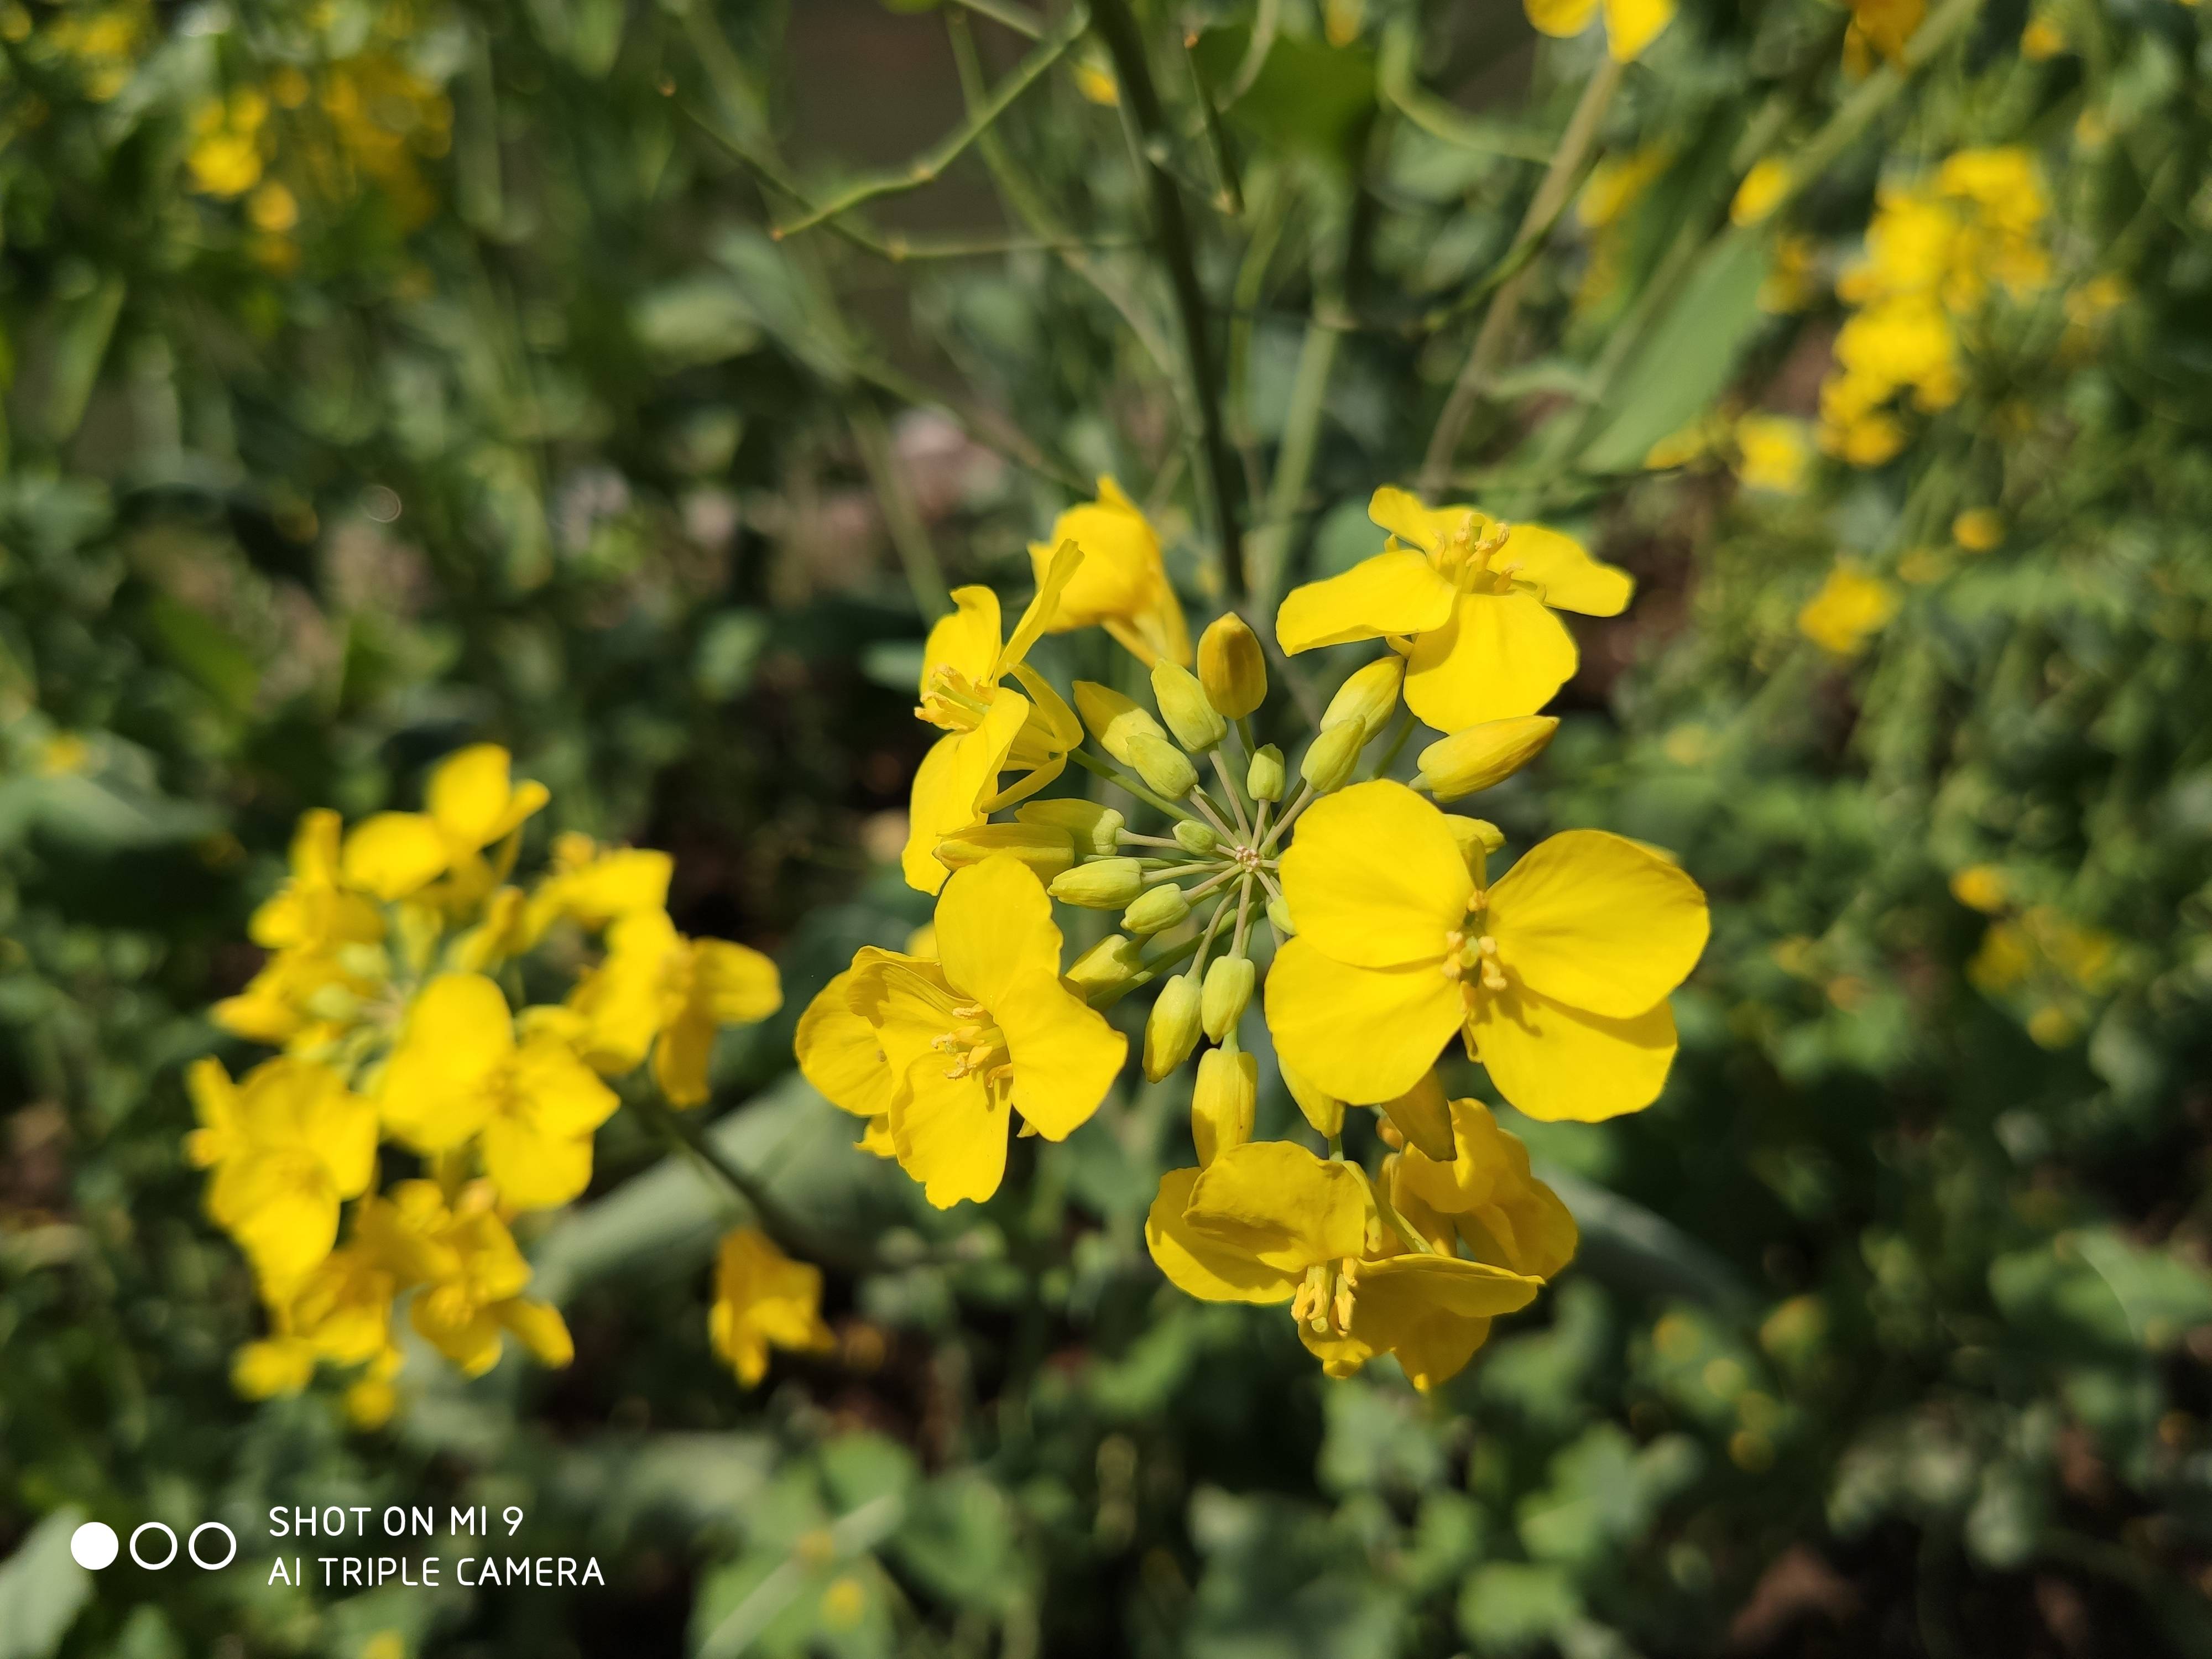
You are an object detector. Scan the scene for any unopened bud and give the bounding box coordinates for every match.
[1321,655,1405,737]
[1300,722,1365,794]
[1201,954,1255,1040]
[1266,894,1295,937]
[1065,933,1146,1002]
[1073,681,1166,765]
[1197,614,1267,719]
[1280,1057,1344,1139]
[1144,974,1203,1080]
[1415,717,1558,800]
[1444,815,1504,883]
[1174,819,1219,856]
[1151,660,1227,753]
[935,825,1075,880]
[1049,858,1145,909]
[1129,732,1198,800]
[1378,1070,1455,1162]
[1123,883,1191,935]
[1017,798,1125,857]
[1192,1046,1257,1166]
[1247,743,1285,802]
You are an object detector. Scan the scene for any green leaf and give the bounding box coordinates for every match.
[890,1473,1018,1614]
[145,594,259,716]
[1991,1228,2212,1354]
[0,1509,92,1659]
[631,278,766,369]
[1458,1561,1580,1655]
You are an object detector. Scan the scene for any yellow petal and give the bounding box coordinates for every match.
[1003,538,1087,673]
[498,1299,575,1366]
[428,744,546,853]
[481,1115,593,1209]
[1184,1140,1374,1271]
[857,1114,898,1157]
[1396,1096,1514,1214]
[922,586,1002,698]
[513,1035,620,1136]
[1280,780,1471,968]
[652,1003,717,1108]
[378,973,514,1151]
[1469,981,1679,1121]
[341,812,450,901]
[695,939,782,1025]
[1402,590,1580,729]
[888,1060,1009,1207]
[933,853,1065,1013]
[1144,1167,1301,1304]
[1264,938,1464,1105]
[995,972,1125,1140]
[1275,551,1457,654]
[900,693,1030,895]
[1499,525,1633,617]
[797,971,898,1119]
[1486,830,1708,1016]
[1525,0,1600,36]
[1602,0,1676,59]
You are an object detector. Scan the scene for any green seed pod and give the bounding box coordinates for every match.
[1192,1046,1258,1166]
[1378,1069,1456,1162]
[1201,954,1256,1040]
[1280,1057,1344,1139]
[1247,743,1286,802]
[1063,933,1146,1003]
[1129,732,1199,800]
[1266,894,1295,937]
[1174,818,1219,855]
[1048,857,1145,909]
[1414,716,1559,801]
[1197,613,1267,721]
[1300,721,1366,794]
[934,824,1076,880]
[1016,798,1126,857]
[1123,881,1192,935]
[1151,660,1227,753]
[1073,681,1166,764]
[1144,973,1203,1081]
[1321,655,1406,736]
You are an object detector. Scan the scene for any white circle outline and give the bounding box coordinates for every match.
[129,1522,179,1569]
[187,1522,237,1570]
[69,1521,119,1570]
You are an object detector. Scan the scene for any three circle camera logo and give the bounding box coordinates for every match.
[69,1519,236,1572]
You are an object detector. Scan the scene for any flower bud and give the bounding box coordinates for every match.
[1151,660,1227,753]
[935,825,1075,880]
[1048,857,1145,909]
[1074,681,1166,765]
[1064,933,1146,1003]
[1300,721,1365,794]
[1192,1046,1257,1166]
[1173,818,1219,856]
[1129,732,1198,800]
[1415,717,1558,800]
[1016,798,1125,857]
[1444,815,1504,882]
[1266,894,1295,937]
[1321,655,1405,737]
[1197,614,1267,719]
[1247,743,1285,802]
[1280,1057,1344,1139]
[1378,1069,1455,1162]
[1123,882,1191,935]
[1144,973,1203,1080]
[1201,954,1255,1040]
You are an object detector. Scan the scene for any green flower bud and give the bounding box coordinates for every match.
[1129,732,1198,800]
[1266,894,1295,937]
[1198,613,1267,720]
[1173,818,1219,856]
[1280,1057,1344,1139]
[1414,716,1559,801]
[1300,721,1366,794]
[1151,660,1227,752]
[935,824,1075,880]
[1064,933,1146,1003]
[1321,655,1406,737]
[1378,1069,1455,1162]
[1073,681,1166,765]
[1123,881,1191,935]
[1247,743,1286,802]
[1192,1046,1257,1166]
[1017,798,1126,857]
[1144,973,1203,1081]
[1048,857,1145,909]
[1201,954,1255,1040]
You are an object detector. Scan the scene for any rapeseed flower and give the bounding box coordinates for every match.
[1524,0,1675,62]
[187,1055,378,1287]
[1027,479,1190,667]
[361,1180,573,1377]
[566,907,782,1106]
[1797,566,1899,655]
[341,743,549,903]
[709,1227,836,1386]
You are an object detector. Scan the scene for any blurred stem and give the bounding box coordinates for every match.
[632,1093,880,1274]
[1224,171,1290,498]
[947,0,1044,37]
[1249,313,1341,617]
[1182,31,1243,214]
[848,399,953,619]
[1092,0,1247,597]
[1420,55,1624,498]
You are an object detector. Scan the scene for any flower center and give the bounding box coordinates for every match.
[916,667,993,733]
[1440,892,1507,996]
[1291,1259,1360,1335]
[1428,511,1519,596]
[930,1001,1013,1088]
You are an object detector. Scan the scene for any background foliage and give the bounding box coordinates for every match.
[6,0,2212,1655]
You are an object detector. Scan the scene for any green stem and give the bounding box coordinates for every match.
[1070,744,1199,822]
[1249,312,1342,615]
[1209,749,1253,837]
[633,1094,878,1272]
[1366,706,1418,780]
[948,0,1044,37]
[1258,780,1314,854]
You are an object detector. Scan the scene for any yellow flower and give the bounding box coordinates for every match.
[566,908,781,1105]
[186,1056,377,1288]
[1797,566,1899,656]
[35,733,90,775]
[1577,148,1671,229]
[249,809,385,956]
[359,1181,572,1377]
[1264,781,1708,1119]
[797,965,899,1149]
[2021,15,2065,58]
[377,973,618,1211]
[1951,508,2004,552]
[709,1227,836,1386]
[1950,865,2008,914]
[231,1242,399,1405]
[842,855,1125,1206]
[529,834,673,932]
[1843,0,1924,74]
[1276,488,1633,729]
[1524,0,1676,61]
[1760,234,1817,314]
[1146,1140,1543,1389]
[186,90,269,196]
[341,744,549,903]
[1730,159,1791,227]
[1392,1098,1579,1279]
[903,544,1087,894]
[1026,478,1191,667]
[1733,415,1811,495]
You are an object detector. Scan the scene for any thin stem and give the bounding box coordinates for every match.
[1181,28,1243,214]
[1230,876,1253,957]
[1190,888,1235,979]
[1209,750,1253,837]
[1091,0,1246,597]
[633,1094,877,1272]
[1068,745,1198,822]
[1258,780,1315,854]
[1188,787,1238,842]
[1420,54,1625,497]
[1249,310,1343,615]
[948,0,1044,38]
[1118,831,1184,849]
[1364,1168,1442,1256]
[1366,706,1418,780]
[848,398,952,618]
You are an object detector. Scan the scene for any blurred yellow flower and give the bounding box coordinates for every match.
[709,1227,835,1386]
[186,1056,377,1288]
[1525,0,1676,62]
[1578,148,1671,229]
[2021,15,2065,59]
[1843,0,1924,75]
[1760,234,1818,314]
[1733,414,1812,494]
[361,1180,572,1377]
[341,743,549,902]
[1730,159,1791,227]
[1797,566,1898,656]
[566,907,782,1107]
[1950,865,2008,914]
[187,90,271,197]
[1952,509,2004,551]
[34,733,90,775]
[1027,478,1190,667]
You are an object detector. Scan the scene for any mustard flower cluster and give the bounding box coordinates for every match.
[801,482,1710,1389]
[197,745,783,1421]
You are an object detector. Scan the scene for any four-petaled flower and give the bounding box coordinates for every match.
[1027,477,1191,668]
[709,1227,837,1386]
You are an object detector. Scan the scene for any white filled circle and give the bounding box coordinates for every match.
[69,1522,118,1570]
[187,1522,237,1571]
[129,1522,179,1569]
